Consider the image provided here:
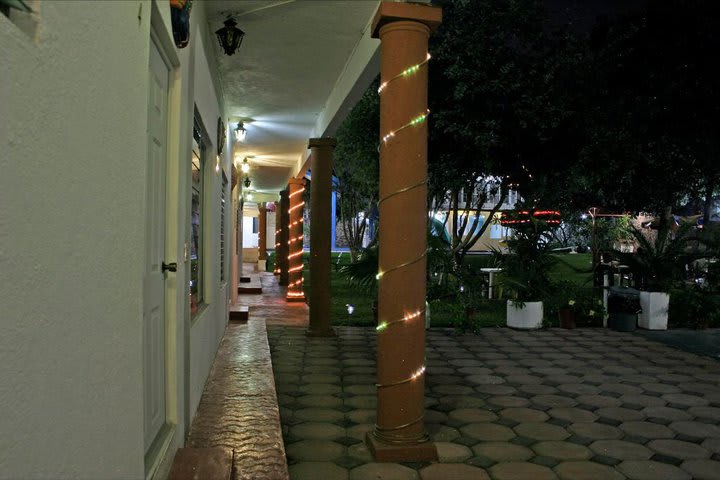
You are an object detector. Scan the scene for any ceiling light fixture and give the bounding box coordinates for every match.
[241,157,250,173]
[215,17,245,56]
[234,122,247,142]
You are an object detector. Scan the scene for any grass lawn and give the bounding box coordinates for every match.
[267,251,594,329]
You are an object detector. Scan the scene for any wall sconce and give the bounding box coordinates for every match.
[215,17,245,56]
[234,122,247,142]
[241,157,250,173]
[244,176,251,188]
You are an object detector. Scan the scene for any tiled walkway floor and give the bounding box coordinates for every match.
[268,326,720,480]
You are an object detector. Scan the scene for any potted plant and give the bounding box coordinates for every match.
[623,220,694,330]
[494,211,556,329]
[607,287,642,331]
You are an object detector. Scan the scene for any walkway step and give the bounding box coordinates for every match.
[167,447,232,480]
[238,275,262,294]
[229,305,249,322]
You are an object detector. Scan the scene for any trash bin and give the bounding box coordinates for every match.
[607,286,642,332]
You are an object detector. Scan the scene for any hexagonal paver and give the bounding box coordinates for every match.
[532,395,578,408]
[436,442,473,462]
[558,384,601,396]
[617,460,691,480]
[595,407,644,422]
[514,422,570,441]
[345,395,377,409]
[489,462,558,480]
[350,463,419,480]
[286,440,345,461]
[434,385,475,395]
[419,463,490,480]
[347,424,373,441]
[299,383,343,395]
[599,383,643,395]
[702,438,720,454]
[619,421,674,439]
[296,395,344,408]
[647,439,710,460]
[620,394,666,408]
[439,396,486,408]
[640,383,681,394]
[290,462,349,480]
[488,396,531,408]
[590,440,653,460]
[460,423,516,441]
[662,393,709,407]
[347,409,376,424]
[294,408,345,423]
[472,442,534,462]
[532,441,592,460]
[680,459,720,480]
[466,374,506,385]
[291,423,345,440]
[575,395,623,408]
[548,408,598,423]
[448,408,498,423]
[427,424,460,442]
[347,443,373,462]
[554,460,625,480]
[688,406,720,421]
[501,408,550,423]
[670,421,720,439]
[568,422,623,440]
[642,406,692,422]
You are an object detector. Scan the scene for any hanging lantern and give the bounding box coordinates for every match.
[244,176,251,188]
[215,17,245,56]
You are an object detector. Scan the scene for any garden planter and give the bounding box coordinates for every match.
[608,313,637,332]
[638,291,669,330]
[558,308,576,329]
[507,301,543,330]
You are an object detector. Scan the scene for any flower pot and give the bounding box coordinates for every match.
[507,301,543,330]
[558,308,576,329]
[608,312,637,332]
[638,291,669,330]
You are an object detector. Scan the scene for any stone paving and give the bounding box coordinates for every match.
[268,326,720,480]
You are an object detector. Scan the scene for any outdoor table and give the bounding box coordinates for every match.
[480,267,503,299]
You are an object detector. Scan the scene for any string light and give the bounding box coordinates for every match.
[286,184,306,301]
[376,309,423,332]
[376,365,426,388]
[381,110,430,145]
[378,53,431,94]
[289,201,305,213]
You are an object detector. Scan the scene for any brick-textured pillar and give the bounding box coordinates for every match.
[286,178,306,301]
[258,204,268,263]
[367,2,442,462]
[278,189,289,285]
[307,138,336,337]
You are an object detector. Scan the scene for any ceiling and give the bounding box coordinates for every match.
[204,0,381,195]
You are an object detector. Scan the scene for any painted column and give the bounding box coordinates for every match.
[367,2,442,462]
[307,138,337,336]
[278,189,290,286]
[286,178,306,301]
[273,201,281,275]
[258,203,268,270]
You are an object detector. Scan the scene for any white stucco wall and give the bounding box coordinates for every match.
[0,2,150,478]
[0,1,230,478]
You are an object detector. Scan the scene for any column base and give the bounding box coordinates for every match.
[306,327,336,338]
[365,432,437,462]
[286,295,305,303]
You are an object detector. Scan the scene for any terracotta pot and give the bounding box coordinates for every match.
[558,308,576,329]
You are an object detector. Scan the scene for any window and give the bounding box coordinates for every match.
[252,217,259,234]
[190,124,204,315]
[220,172,227,282]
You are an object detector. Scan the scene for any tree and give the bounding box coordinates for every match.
[333,79,380,260]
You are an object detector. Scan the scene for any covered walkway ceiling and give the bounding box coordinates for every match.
[205,0,381,195]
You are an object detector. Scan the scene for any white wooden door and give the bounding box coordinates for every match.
[143,40,169,452]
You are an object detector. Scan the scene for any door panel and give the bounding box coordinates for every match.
[143,40,169,452]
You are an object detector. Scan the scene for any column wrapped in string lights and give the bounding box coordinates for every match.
[367,2,442,462]
[286,177,306,302]
[258,203,268,264]
[277,189,290,285]
[273,201,281,275]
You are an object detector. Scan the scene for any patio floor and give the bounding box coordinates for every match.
[268,325,720,480]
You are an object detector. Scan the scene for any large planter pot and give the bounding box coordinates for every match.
[608,313,637,332]
[507,301,543,330]
[638,291,669,330]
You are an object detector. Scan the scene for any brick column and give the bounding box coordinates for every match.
[367,1,442,462]
[286,177,306,302]
[278,189,289,285]
[307,138,336,337]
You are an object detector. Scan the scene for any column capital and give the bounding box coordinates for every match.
[308,137,337,149]
[371,2,442,38]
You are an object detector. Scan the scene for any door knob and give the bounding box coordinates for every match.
[162,262,177,273]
